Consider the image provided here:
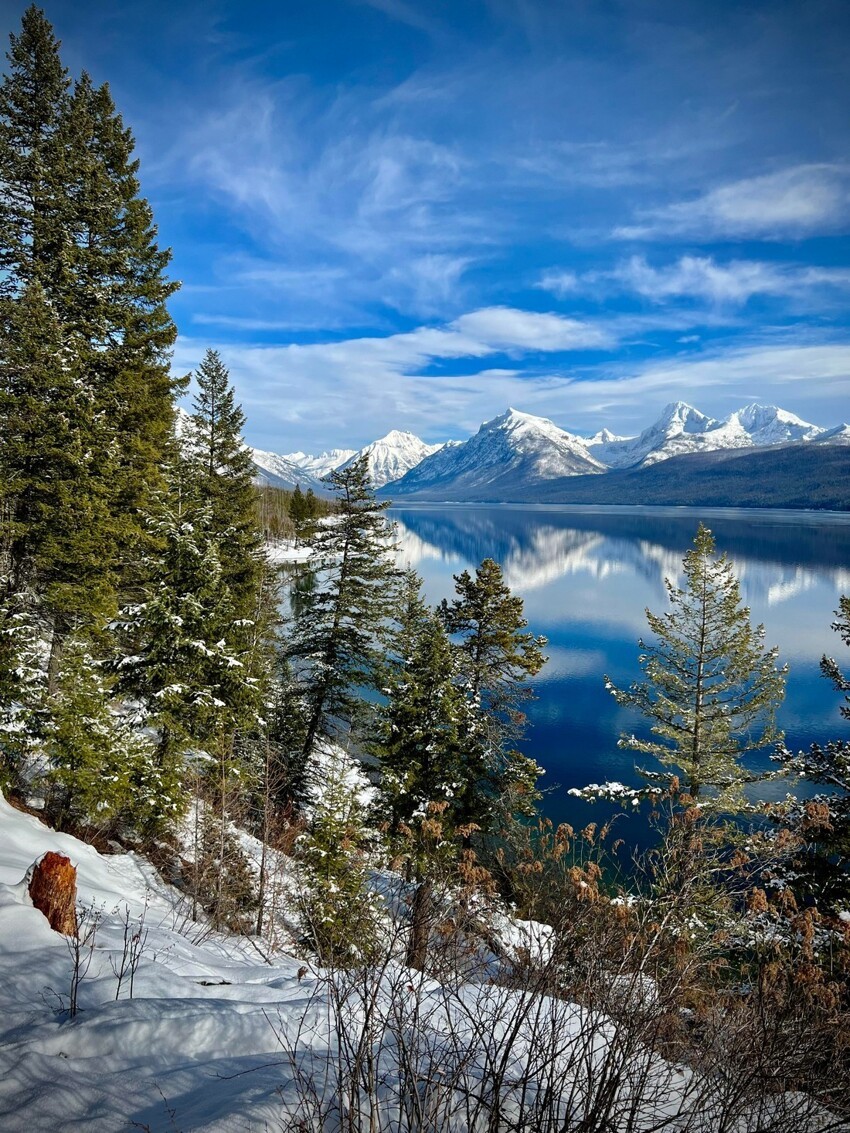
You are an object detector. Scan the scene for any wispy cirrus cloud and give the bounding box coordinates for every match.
[615,164,850,240]
[537,255,850,306]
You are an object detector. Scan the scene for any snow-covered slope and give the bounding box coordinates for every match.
[814,422,850,446]
[339,430,444,488]
[388,408,605,499]
[250,448,330,493]
[0,791,838,1130]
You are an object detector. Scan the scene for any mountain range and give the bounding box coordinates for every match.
[249,401,850,506]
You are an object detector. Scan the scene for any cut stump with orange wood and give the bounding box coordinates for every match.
[28,851,77,936]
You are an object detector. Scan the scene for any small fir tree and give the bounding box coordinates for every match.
[374,570,487,843]
[440,557,547,823]
[296,746,379,965]
[43,637,177,836]
[608,524,787,812]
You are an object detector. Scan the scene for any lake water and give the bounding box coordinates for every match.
[389,505,850,845]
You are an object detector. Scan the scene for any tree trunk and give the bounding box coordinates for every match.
[406,877,433,972]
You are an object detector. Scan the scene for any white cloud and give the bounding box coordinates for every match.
[615,164,850,240]
[536,255,850,306]
[176,303,850,452]
[536,270,580,297]
[606,255,850,304]
[452,307,609,351]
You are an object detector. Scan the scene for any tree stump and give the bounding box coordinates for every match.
[28,852,77,936]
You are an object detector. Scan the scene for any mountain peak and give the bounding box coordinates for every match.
[657,401,713,428]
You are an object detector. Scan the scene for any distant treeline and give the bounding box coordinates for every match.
[254,484,337,542]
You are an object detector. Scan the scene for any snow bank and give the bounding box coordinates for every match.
[0,794,836,1131]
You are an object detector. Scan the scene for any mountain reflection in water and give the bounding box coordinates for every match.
[389,505,850,844]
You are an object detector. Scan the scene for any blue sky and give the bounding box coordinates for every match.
[6,0,850,451]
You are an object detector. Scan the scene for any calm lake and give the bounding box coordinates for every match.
[389,505,850,845]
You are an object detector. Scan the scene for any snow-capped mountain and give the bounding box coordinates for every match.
[246,400,842,502]
[724,403,823,446]
[582,401,826,469]
[388,408,605,498]
[283,447,356,478]
[339,430,444,488]
[250,449,330,493]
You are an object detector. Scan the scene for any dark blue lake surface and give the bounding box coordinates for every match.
[390,505,850,844]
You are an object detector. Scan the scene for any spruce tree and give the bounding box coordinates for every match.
[43,636,175,836]
[608,524,787,811]
[0,6,70,298]
[115,500,261,834]
[183,349,263,613]
[375,571,487,842]
[288,454,398,757]
[441,558,547,743]
[440,557,547,821]
[0,10,179,650]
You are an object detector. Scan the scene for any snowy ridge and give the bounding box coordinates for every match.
[284,447,357,478]
[582,401,827,469]
[249,401,841,500]
[250,448,330,493]
[389,408,605,497]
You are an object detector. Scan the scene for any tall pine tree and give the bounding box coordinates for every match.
[0,9,179,665]
[288,454,398,758]
[183,348,263,615]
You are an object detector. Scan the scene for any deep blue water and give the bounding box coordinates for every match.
[390,505,850,847]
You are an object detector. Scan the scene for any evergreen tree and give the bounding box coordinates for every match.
[183,349,263,613]
[296,746,379,964]
[375,574,486,843]
[43,636,177,836]
[0,10,179,652]
[608,525,787,811]
[0,6,70,299]
[0,587,45,791]
[288,454,398,757]
[441,557,547,744]
[440,557,546,821]
[115,501,261,832]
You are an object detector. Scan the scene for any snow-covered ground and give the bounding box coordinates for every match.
[0,792,837,1131]
[265,537,315,564]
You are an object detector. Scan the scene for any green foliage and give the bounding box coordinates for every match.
[183,349,264,617]
[296,747,380,965]
[192,807,258,931]
[115,501,261,786]
[440,557,546,824]
[374,570,488,865]
[770,596,850,912]
[289,454,399,756]
[609,524,787,811]
[44,637,181,836]
[0,588,45,791]
[0,7,179,638]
